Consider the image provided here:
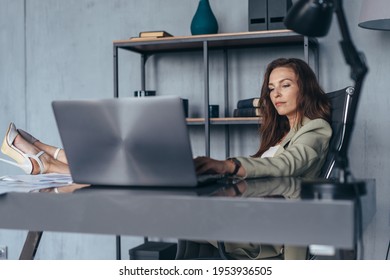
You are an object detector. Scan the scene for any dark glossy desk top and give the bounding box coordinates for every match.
[0,177,375,249]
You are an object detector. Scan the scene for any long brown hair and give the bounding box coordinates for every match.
[252,58,331,157]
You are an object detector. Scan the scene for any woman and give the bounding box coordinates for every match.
[195,57,332,180]
[187,58,332,260]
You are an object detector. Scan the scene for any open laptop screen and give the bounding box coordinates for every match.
[52,96,198,187]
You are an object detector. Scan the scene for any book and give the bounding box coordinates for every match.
[233,108,262,117]
[138,30,173,38]
[129,36,166,42]
[237,97,260,109]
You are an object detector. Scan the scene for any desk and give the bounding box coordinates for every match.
[0,177,375,259]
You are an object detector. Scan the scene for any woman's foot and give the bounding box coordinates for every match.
[1,123,45,174]
[18,128,68,164]
[13,134,70,174]
[12,134,48,174]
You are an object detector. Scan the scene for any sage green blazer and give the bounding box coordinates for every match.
[236,117,332,179]
[220,118,332,259]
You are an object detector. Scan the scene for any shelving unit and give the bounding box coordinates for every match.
[113,29,318,157]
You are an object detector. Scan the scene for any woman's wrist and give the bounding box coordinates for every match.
[226,158,241,176]
[224,159,235,174]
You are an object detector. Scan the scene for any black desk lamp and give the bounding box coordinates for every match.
[285,0,368,184]
[283,1,368,259]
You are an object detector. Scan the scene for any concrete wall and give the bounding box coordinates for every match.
[0,0,389,259]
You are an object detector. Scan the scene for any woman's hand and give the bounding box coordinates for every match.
[194,156,230,175]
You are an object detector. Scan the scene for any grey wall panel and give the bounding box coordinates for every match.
[0,0,26,175]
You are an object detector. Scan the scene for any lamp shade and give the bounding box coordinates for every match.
[359,0,390,30]
[284,0,335,37]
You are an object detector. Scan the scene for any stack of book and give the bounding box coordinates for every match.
[233,97,261,117]
[129,30,173,41]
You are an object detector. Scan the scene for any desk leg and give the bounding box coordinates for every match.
[19,231,43,260]
[116,235,121,260]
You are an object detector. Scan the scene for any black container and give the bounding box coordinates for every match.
[129,241,177,260]
[209,105,219,118]
[134,90,156,97]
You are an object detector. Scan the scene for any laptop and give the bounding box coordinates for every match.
[52,96,225,187]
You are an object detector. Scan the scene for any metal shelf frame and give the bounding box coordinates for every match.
[113,30,318,157]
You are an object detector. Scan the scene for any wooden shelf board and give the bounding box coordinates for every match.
[114,30,317,54]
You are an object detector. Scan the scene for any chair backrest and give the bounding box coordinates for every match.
[320,86,355,179]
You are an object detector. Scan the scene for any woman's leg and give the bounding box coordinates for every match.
[17,128,68,164]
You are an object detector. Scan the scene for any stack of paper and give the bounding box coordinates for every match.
[0,173,73,195]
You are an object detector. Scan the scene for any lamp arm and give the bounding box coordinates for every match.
[334,0,368,82]
[333,0,369,182]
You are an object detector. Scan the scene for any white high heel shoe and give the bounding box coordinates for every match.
[0,123,46,174]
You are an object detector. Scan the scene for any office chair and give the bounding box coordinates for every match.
[175,86,355,260]
[320,86,355,180]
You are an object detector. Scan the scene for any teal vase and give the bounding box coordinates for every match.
[190,0,219,35]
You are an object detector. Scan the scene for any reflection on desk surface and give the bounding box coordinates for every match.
[212,177,301,199]
[77,176,368,201]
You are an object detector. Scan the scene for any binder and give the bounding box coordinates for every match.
[248,0,267,31]
[268,0,292,30]
[248,0,292,31]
